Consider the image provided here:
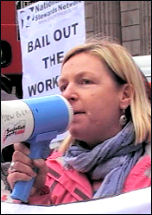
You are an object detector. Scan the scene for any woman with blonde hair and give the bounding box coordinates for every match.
[7,38,151,205]
[60,38,151,149]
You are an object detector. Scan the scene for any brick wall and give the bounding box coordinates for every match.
[85,1,121,41]
[85,1,151,56]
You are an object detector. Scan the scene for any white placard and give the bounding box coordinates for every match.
[1,187,151,214]
[17,1,86,142]
[17,1,85,98]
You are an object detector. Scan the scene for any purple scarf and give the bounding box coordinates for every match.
[63,122,144,198]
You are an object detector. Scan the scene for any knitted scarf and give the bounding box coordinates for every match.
[63,122,144,198]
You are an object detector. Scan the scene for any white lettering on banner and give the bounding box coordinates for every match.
[34,1,59,12]
[34,2,81,22]
[58,2,81,11]
[35,7,57,21]
[28,76,59,97]
[42,51,64,69]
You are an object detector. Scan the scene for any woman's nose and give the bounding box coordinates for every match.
[62,83,78,102]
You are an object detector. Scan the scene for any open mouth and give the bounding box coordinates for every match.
[74,111,85,115]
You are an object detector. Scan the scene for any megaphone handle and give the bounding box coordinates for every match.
[11,131,58,202]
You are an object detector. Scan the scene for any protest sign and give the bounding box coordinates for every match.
[17,1,86,99]
[17,1,86,142]
[1,187,151,214]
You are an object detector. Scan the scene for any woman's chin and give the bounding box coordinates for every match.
[69,129,80,139]
[69,127,88,141]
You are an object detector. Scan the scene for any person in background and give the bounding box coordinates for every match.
[7,37,151,205]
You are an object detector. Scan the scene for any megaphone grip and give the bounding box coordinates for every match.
[11,178,35,202]
[10,132,58,202]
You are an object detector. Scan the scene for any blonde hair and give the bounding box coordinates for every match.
[59,38,151,152]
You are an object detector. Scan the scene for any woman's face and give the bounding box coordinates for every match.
[59,53,124,146]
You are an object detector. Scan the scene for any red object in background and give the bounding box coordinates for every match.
[1,1,22,75]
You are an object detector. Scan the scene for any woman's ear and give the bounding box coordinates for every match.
[119,83,134,109]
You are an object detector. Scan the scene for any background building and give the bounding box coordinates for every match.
[85,1,151,56]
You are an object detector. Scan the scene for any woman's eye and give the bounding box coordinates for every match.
[59,84,67,92]
[81,79,92,85]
